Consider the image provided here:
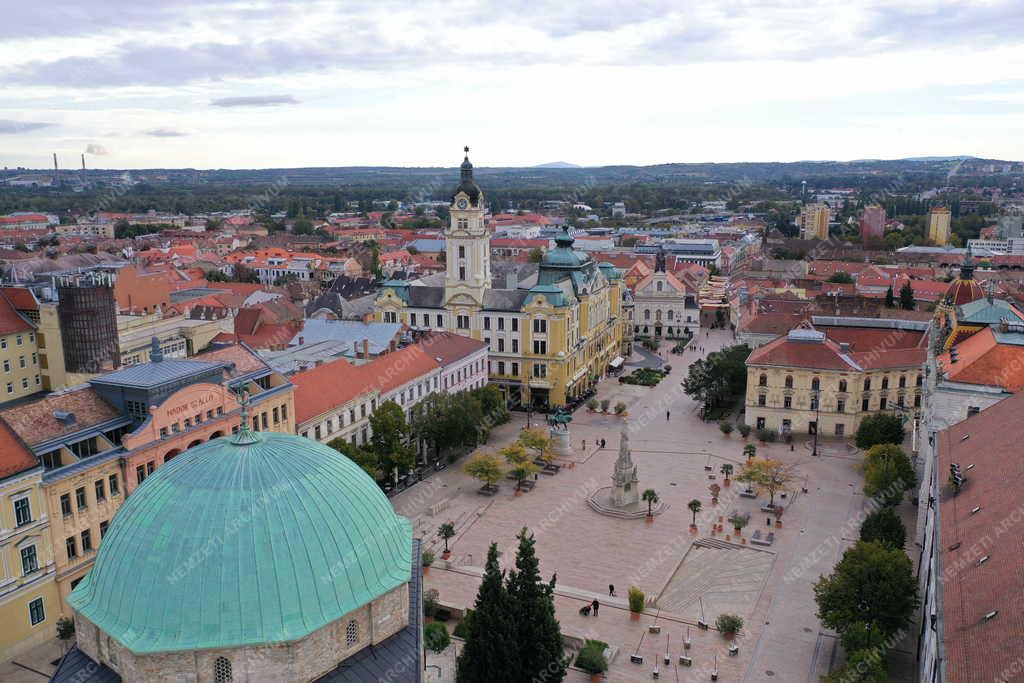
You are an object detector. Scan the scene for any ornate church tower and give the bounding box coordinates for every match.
[611,428,640,507]
[444,146,491,308]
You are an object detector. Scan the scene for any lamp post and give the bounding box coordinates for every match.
[811,389,821,457]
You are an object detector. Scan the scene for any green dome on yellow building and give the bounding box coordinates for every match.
[67,427,413,657]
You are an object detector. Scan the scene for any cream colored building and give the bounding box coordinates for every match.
[745,323,926,438]
[928,207,952,246]
[0,292,42,405]
[56,222,116,239]
[799,203,830,240]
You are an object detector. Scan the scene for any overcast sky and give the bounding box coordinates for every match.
[1,0,1022,169]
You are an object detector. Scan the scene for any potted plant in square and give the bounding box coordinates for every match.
[688,499,702,532]
[628,587,645,620]
[715,613,744,640]
[437,521,455,560]
[709,483,721,506]
[720,463,734,487]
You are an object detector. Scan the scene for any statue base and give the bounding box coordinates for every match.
[549,427,571,458]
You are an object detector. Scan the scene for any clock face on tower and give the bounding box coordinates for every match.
[457,198,469,209]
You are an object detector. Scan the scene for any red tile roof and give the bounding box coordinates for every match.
[937,391,1024,683]
[936,327,1024,391]
[746,331,859,371]
[417,332,487,366]
[292,359,376,424]
[0,290,34,336]
[0,417,37,480]
[0,387,122,447]
[0,286,38,311]
[292,343,442,424]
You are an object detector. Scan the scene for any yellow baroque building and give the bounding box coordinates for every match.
[745,322,927,438]
[0,421,60,661]
[375,149,626,409]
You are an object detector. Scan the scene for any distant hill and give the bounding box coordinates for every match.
[533,161,581,169]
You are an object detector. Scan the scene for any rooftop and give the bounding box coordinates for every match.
[937,390,1024,683]
[67,431,412,654]
[0,387,123,448]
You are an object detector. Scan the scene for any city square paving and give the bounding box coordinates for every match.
[393,329,892,682]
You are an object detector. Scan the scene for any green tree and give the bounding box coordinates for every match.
[517,428,552,463]
[425,622,451,653]
[854,414,905,450]
[292,217,314,235]
[859,507,906,549]
[528,247,544,263]
[827,271,854,284]
[814,540,919,637]
[682,343,751,414]
[821,648,889,683]
[456,544,518,683]
[329,438,381,480]
[737,457,795,508]
[506,528,565,683]
[884,285,895,308]
[898,282,916,310]
[642,489,659,517]
[502,443,539,490]
[368,401,416,476]
[863,444,915,505]
[464,452,503,491]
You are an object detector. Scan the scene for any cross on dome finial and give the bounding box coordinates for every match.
[464,145,469,154]
[231,389,260,446]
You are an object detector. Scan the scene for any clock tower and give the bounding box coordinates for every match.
[444,146,491,309]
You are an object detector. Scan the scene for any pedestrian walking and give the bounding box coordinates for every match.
[591,599,600,616]
[582,439,586,450]
[609,584,616,597]
[666,411,671,420]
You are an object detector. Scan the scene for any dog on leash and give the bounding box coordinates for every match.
[579,605,592,616]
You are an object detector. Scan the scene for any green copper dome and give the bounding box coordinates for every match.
[68,431,412,654]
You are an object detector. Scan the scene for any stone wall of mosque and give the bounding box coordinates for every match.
[75,582,410,682]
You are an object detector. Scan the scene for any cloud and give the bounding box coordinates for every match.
[211,95,300,107]
[144,128,189,137]
[0,119,54,134]
[85,143,108,155]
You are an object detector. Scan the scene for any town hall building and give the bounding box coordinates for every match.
[374,148,627,409]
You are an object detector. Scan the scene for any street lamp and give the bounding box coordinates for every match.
[811,389,821,457]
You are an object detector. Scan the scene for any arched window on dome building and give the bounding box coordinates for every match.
[214,656,233,682]
[346,619,359,647]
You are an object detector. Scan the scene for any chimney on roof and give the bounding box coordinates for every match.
[363,339,369,359]
[839,342,851,354]
[298,335,304,345]
[353,341,359,356]
[506,270,517,289]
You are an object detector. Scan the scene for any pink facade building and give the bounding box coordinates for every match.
[860,205,886,244]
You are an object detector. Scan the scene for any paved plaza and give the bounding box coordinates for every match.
[395,329,908,682]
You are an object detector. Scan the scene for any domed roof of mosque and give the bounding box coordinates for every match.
[67,428,412,654]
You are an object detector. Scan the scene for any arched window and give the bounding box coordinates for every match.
[346,619,359,647]
[898,375,906,388]
[758,374,767,387]
[667,310,674,321]
[214,657,232,683]
[656,281,663,292]
[644,309,651,321]
[784,375,793,389]
[811,377,820,392]
[838,380,847,393]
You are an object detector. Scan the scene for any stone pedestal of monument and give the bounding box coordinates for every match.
[549,427,571,458]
